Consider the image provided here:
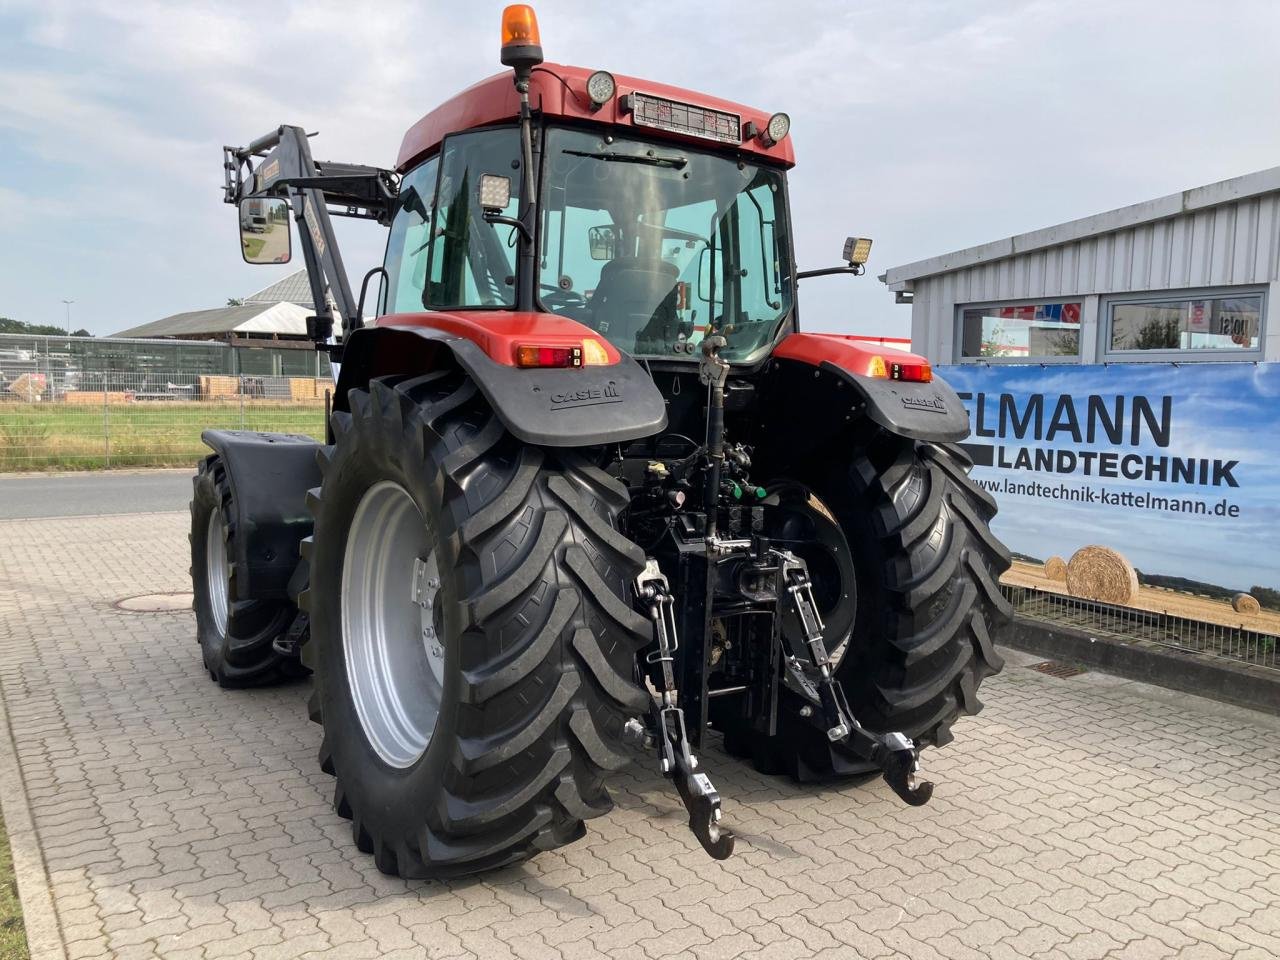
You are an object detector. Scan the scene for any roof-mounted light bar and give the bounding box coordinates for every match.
[621,92,741,144]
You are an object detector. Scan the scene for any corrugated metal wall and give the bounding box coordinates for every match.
[910,191,1280,362]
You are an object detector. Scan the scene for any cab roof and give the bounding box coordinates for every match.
[396,62,795,173]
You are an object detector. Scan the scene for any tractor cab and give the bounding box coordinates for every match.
[381,69,798,365]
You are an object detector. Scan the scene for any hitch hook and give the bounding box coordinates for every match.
[672,763,735,860]
[877,732,934,807]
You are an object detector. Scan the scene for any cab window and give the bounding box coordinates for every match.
[382,157,439,313]
[537,126,792,361]
[427,128,522,308]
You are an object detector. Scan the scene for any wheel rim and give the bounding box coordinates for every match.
[766,484,858,668]
[205,509,230,637]
[341,481,444,769]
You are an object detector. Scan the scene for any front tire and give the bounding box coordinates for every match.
[301,372,651,878]
[189,455,304,687]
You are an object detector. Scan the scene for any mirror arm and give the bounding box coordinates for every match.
[483,210,533,244]
[795,264,865,280]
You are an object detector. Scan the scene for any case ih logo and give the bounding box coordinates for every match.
[901,394,948,414]
[550,383,622,409]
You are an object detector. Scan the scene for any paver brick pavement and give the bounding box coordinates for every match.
[0,510,1278,959]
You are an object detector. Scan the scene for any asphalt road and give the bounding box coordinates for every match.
[0,469,193,519]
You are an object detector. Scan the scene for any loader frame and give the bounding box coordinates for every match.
[222,125,399,347]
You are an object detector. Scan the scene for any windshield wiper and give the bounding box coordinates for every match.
[563,149,688,170]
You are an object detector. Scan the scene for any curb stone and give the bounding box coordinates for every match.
[0,680,68,960]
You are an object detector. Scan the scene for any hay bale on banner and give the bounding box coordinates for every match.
[1232,592,1261,615]
[1043,556,1068,581]
[1065,546,1139,604]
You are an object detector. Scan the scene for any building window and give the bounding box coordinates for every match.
[1105,289,1264,356]
[958,301,1082,361]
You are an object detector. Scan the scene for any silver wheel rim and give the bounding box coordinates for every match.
[205,510,230,636]
[341,481,444,769]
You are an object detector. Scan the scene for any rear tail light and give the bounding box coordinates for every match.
[513,338,612,368]
[515,345,583,368]
[865,355,933,383]
[890,360,932,383]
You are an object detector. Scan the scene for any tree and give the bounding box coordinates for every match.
[1250,586,1280,612]
[226,297,244,306]
[1128,317,1181,351]
[0,317,92,336]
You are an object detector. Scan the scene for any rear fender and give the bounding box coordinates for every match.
[200,430,322,602]
[771,333,969,442]
[334,324,668,447]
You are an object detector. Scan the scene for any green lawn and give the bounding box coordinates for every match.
[0,807,26,960]
[0,401,326,471]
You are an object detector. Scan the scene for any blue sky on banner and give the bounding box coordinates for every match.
[938,363,1280,592]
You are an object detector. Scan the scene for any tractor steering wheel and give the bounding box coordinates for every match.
[540,283,588,312]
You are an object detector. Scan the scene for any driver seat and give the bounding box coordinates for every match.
[589,257,679,345]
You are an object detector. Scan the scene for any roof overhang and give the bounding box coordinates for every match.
[883,164,1280,290]
[396,62,795,173]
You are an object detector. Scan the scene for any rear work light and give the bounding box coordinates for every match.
[514,339,612,368]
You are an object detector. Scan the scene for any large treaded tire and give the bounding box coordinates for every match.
[190,455,305,687]
[299,372,651,879]
[723,431,1012,780]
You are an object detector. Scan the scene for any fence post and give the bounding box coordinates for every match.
[239,376,246,429]
[102,380,110,468]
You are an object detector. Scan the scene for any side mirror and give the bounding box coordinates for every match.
[588,224,618,260]
[239,198,291,264]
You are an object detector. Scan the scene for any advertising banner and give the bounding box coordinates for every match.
[937,363,1280,626]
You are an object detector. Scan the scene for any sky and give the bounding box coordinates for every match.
[941,363,1280,590]
[1,0,1279,338]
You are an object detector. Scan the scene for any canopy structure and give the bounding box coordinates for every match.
[113,270,316,340]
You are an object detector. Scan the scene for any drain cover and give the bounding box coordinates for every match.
[1030,659,1087,678]
[115,592,193,612]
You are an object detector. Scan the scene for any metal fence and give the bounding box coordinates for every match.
[0,371,331,471]
[1003,583,1279,671]
[0,332,332,384]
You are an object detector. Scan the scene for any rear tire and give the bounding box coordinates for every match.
[300,372,651,878]
[190,455,304,687]
[720,431,1011,780]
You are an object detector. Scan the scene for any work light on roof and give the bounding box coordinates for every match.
[585,70,616,110]
[762,112,790,147]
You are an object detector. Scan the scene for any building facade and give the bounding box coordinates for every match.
[882,166,1280,365]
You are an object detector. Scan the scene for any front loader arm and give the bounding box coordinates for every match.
[222,125,399,342]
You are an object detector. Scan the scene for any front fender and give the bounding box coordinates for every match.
[200,430,322,601]
[334,325,668,447]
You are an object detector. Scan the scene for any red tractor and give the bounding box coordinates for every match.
[193,5,1010,877]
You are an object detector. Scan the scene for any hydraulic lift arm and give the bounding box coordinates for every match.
[222,125,399,345]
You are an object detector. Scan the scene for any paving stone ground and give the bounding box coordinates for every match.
[1,510,1278,960]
